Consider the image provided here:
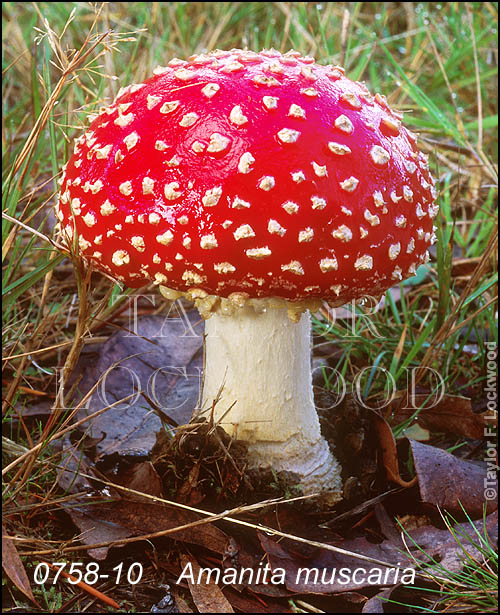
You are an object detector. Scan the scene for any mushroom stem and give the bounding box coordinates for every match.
[201,305,342,499]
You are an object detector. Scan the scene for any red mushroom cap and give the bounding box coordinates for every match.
[56,48,438,302]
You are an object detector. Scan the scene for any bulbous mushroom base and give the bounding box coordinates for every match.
[247,434,343,502]
[199,302,343,502]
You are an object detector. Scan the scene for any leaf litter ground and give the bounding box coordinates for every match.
[5,309,495,613]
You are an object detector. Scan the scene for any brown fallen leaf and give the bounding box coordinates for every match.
[396,514,432,532]
[371,411,417,488]
[170,590,193,613]
[404,510,498,573]
[177,462,201,504]
[57,437,100,496]
[74,313,203,459]
[259,511,498,595]
[68,499,229,556]
[180,554,234,613]
[2,526,40,607]
[389,393,487,440]
[218,534,293,598]
[259,531,413,595]
[221,587,293,613]
[410,439,498,517]
[108,460,163,500]
[374,503,406,545]
[361,587,394,613]
[321,489,401,527]
[64,505,133,561]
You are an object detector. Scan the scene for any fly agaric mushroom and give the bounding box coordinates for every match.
[56,49,438,499]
